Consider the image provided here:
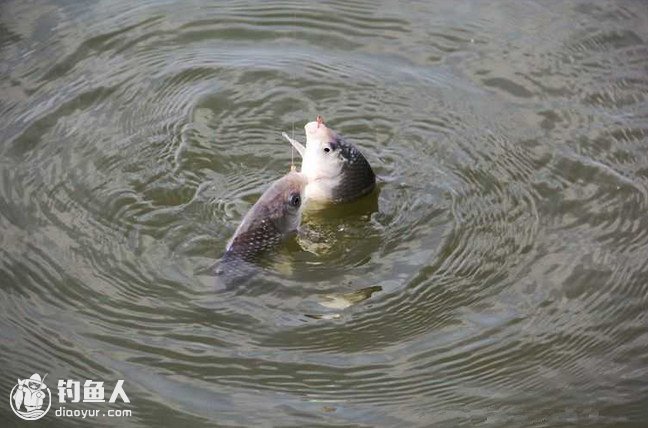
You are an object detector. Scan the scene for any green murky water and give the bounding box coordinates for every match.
[2,1,648,426]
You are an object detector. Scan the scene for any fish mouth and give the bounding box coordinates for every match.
[282,116,334,159]
[304,117,335,141]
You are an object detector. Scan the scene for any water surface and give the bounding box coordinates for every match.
[1,0,648,426]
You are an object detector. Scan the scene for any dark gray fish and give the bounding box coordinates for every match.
[215,171,307,285]
[283,116,375,203]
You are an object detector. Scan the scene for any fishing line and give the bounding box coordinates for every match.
[289,7,297,172]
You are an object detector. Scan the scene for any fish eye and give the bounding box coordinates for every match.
[323,147,330,153]
[289,193,301,207]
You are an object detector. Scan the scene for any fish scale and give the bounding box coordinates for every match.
[331,136,376,202]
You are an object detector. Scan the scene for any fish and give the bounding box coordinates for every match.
[13,379,23,411]
[214,171,307,286]
[304,285,383,319]
[317,285,382,310]
[282,116,376,204]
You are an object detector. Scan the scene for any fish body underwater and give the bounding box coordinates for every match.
[283,116,376,204]
[215,171,307,287]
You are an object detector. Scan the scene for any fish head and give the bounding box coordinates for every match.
[300,116,375,203]
[302,116,341,177]
[227,171,307,254]
[269,171,308,233]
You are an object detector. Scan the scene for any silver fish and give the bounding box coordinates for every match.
[283,116,375,204]
[216,171,307,284]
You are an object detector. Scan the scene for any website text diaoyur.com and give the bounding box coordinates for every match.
[55,407,132,418]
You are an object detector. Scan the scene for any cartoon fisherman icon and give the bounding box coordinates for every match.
[12,373,48,413]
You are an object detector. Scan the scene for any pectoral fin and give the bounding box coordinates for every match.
[282,132,305,158]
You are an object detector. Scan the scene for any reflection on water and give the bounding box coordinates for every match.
[1,0,648,426]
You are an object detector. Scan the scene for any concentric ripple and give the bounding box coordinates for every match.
[2,0,648,426]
